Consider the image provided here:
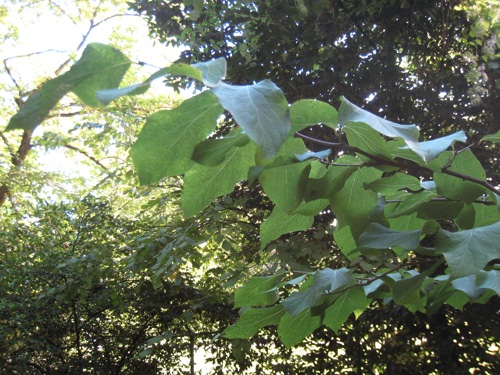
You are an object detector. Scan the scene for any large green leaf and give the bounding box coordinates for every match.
[343,121,394,160]
[329,167,382,237]
[224,305,286,339]
[289,99,338,133]
[278,309,322,348]
[282,268,353,316]
[191,129,249,167]
[403,131,467,163]
[305,155,361,201]
[211,80,290,158]
[259,161,312,214]
[433,150,487,204]
[182,141,256,217]
[357,223,421,250]
[323,286,370,333]
[386,190,436,218]
[234,274,283,308]
[338,97,419,141]
[436,221,500,278]
[260,207,314,250]
[7,43,131,131]
[364,173,421,195]
[130,91,223,184]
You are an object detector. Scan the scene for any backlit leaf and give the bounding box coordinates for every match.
[234,273,283,308]
[289,99,338,133]
[278,309,322,348]
[130,91,223,184]
[224,305,286,339]
[338,97,419,141]
[323,286,370,333]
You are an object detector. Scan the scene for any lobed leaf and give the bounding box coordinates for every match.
[234,273,283,308]
[224,305,286,339]
[323,286,370,333]
[278,309,322,348]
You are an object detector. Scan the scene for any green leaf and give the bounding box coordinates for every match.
[386,190,435,218]
[329,167,382,238]
[259,162,312,214]
[224,305,286,339]
[130,91,223,184]
[334,226,359,259]
[338,97,419,141]
[476,270,500,296]
[323,286,370,333]
[7,43,131,131]
[344,121,394,160]
[278,309,322,348]
[182,141,256,216]
[433,150,487,204]
[417,200,464,220]
[211,80,290,158]
[357,223,421,250]
[282,268,353,316]
[192,57,227,87]
[234,274,283,308]
[364,173,421,195]
[435,221,500,278]
[191,129,250,167]
[289,99,338,133]
[480,130,500,143]
[305,155,361,201]
[403,131,467,163]
[260,207,314,250]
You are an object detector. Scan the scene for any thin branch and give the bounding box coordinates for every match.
[63,144,109,172]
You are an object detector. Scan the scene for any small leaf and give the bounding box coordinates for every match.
[130,91,223,184]
[278,309,322,348]
[323,286,370,333]
[211,80,290,158]
[403,131,467,163]
[435,222,500,278]
[386,190,435,218]
[234,274,283,308]
[357,223,421,250]
[451,275,484,299]
[224,305,285,339]
[289,99,338,133]
[338,97,419,141]
[295,149,331,161]
[260,207,314,250]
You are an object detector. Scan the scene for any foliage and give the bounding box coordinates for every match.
[5,38,500,359]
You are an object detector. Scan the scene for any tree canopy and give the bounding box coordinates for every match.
[2,0,500,374]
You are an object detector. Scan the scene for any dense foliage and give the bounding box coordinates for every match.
[2,0,500,374]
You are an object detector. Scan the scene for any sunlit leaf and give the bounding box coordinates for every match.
[211,80,290,158]
[130,91,223,184]
[282,268,352,316]
[290,99,338,133]
[338,97,419,141]
[403,131,467,163]
[8,43,131,130]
